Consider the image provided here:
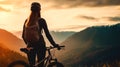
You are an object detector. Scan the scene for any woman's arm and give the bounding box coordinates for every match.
[39,18,58,47]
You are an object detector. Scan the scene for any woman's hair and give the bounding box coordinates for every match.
[25,2,41,27]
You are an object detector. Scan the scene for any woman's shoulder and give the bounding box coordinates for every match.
[38,18,46,24]
[38,18,46,22]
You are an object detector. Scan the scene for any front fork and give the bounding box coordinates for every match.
[49,56,58,63]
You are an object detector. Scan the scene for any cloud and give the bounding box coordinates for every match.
[1,0,120,9]
[0,6,10,12]
[77,16,97,20]
[108,16,120,21]
[65,25,88,29]
[55,25,89,31]
[0,0,29,9]
[43,0,120,8]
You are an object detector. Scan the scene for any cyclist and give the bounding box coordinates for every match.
[22,2,60,67]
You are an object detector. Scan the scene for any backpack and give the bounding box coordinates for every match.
[24,21,40,42]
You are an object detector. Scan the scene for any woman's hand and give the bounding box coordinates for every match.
[54,44,61,50]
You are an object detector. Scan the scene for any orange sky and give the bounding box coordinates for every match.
[0,0,120,37]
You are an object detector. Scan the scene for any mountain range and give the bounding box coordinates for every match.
[0,23,120,67]
[57,23,120,67]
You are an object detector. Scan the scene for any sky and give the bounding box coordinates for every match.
[0,0,120,37]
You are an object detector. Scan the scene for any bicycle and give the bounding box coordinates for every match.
[8,46,65,67]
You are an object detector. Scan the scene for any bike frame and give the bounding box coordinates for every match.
[34,46,57,67]
[8,46,65,67]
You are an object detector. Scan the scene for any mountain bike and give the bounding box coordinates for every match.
[8,46,65,67]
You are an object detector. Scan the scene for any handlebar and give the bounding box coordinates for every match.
[20,46,65,53]
[46,46,65,50]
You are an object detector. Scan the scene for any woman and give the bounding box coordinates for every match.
[22,2,60,67]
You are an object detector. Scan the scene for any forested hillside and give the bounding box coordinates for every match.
[58,23,120,67]
[0,43,27,67]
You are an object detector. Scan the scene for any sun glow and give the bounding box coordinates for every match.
[0,0,4,1]
[0,4,13,10]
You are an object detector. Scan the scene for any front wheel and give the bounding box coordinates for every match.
[48,62,64,67]
[8,60,29,67]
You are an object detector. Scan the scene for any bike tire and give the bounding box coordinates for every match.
[47,62,64,67]
[8,60,29,67]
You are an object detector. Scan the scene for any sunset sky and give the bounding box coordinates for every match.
[0,0,120,37]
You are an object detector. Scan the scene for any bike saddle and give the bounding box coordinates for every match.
[20,48,30,54]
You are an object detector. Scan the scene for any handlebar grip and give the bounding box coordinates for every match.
[59,46,65,47]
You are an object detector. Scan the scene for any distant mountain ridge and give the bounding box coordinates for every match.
[44,31,76,46]
[59,23,120,66]
[0,29,26,53]
[50,31,75,43]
